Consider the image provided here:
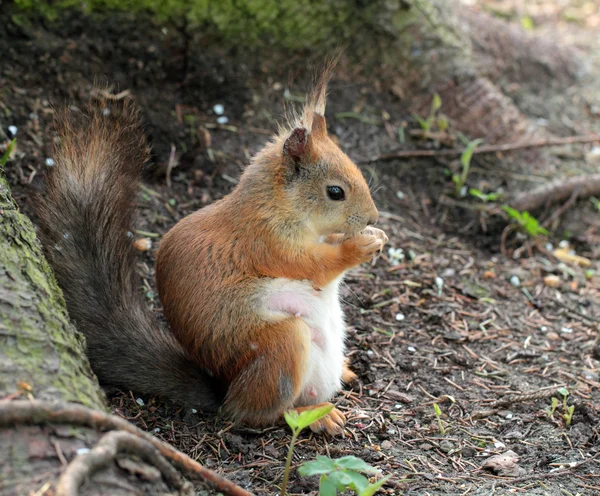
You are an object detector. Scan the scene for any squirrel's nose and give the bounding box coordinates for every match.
[367,211,379,226]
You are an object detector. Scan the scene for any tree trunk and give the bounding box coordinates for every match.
[0,170,245,495]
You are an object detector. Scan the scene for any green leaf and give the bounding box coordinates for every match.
[298,456,337,476]
[433,403,442,417]
[333,456,377,473]
[502,205,525,224]
[283,410,299,430]
[0,139,16,168]
[557,387,569,398]
[437,115,448,131]
[413,113,431,131]
[319,476,338,496]
[327,470,354,489]
[359,475,392,496]
[520,15,534,30]
[469,188,502,202]
[295,403,334,431]
[431,93,442,113]
[460,139,483,169]
[343,471,370,493]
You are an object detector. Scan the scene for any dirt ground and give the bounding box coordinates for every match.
[1,2,599,495]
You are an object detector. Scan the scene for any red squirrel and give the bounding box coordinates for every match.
[35,69,388,435]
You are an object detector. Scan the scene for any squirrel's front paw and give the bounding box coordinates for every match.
[345,226,388,263]
[309,407,346,436]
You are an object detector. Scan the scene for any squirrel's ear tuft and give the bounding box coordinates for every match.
[283,127,309,162]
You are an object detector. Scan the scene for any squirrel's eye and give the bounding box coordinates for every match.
[327,186,345,201]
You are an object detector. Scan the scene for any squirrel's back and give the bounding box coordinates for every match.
[34,100,222,408]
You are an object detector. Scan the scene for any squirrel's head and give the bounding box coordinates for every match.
[267,68,378,239]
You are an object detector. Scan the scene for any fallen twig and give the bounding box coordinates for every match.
[367,134,600,163]
[471,388,561,419]
[0,400,251,496]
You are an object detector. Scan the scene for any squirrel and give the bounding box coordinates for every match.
[35,69,388,435]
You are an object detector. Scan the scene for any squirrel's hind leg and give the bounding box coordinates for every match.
[223,319,310,424]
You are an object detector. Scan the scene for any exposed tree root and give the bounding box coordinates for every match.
[0,400,252,496]
[508,173,600,212]
[368,134,600,163]
[56,431,194,496]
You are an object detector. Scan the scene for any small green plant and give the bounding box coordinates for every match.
[468,188,502,203]
[412,93,448,133]
[433,403,446,435]
[546,397,560,418]
[299,455,390,496]
[0,139,16,169]
[563,405,575,426]
[452,139,482,197]
[502,206,549,238]
[558,387,569,410]
[549,388,575,426]
[280,404,333,496]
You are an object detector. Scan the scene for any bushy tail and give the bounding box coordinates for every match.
[34,100,220,409]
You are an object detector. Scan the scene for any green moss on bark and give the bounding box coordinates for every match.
[0,170,106,410]
[12,0,473,79]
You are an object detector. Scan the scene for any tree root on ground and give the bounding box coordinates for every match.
[368,134,600,163]
[56,431,194,496]
[0,399,252,496]
[509,173,600,212]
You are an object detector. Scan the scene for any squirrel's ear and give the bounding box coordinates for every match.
[311,114,327,138]
[283,127,309,163]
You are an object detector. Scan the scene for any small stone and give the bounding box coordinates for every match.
[482,450,522,476]
[381,440,393,450]
[133,237,152,252]
[439,440,454,453]
[135,398,145,406]
[45,158,55,167]
[435,276,444,296]
[395,313,405,321]
[217,116,229,124]
[8,125,17,136]
[407,346,416,353]
[510,275,520,287]
[396,191,405,200]
[153,427,161,433]
[213,104,225,115]
[494,441,506,449]
[420,443,434,451]
[76,448,90,455]
[561,327,573,334]
[544,275,561,288]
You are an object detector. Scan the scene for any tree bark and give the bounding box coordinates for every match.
[0,170,244,495]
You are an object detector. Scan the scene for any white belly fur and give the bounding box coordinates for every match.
[262,276,346,405]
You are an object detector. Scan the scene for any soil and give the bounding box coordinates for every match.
[1,2,599,495]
